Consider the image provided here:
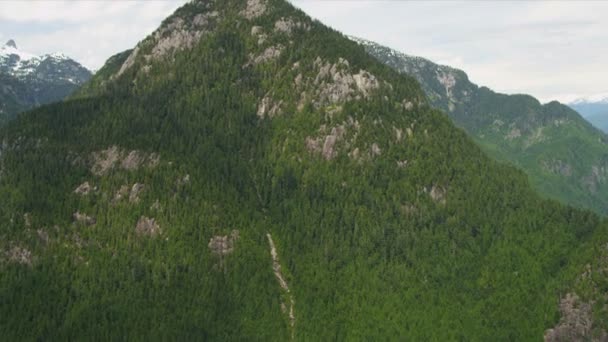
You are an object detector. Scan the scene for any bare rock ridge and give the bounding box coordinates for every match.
[267,233,295,337]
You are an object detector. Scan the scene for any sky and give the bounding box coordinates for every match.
[0,0,606,103]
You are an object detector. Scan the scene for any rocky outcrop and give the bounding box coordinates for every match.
[91,146,121,176]
[208,230,240,272]
[73,212,96,226]
[208,230,239,256]
[310,57,380,108]
[257,95,283,118]
[5,246,32,266]
[116,9,219,77]
[241,0,267,20]
[135,216,160,237]
[544,293,607,342]
[248,45,284,66]
[542,160,573,177]
[305,117,364,161]
[74,181,93,195]
[274,17,310,35]
[426,184,447,205]
[90,146,160,176]
[582,165,608,194]
[129,183,145,203]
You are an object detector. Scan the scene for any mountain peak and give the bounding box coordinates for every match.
[5,39,17,49]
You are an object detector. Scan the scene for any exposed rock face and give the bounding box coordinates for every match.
[37,229,49,244]
[121,150,145,171]
[248,45,283,66]
[506,128,522,140]
[129,183,145,203]
[116,9,219,77]
[74,181,93,195]
[542,160,573,177]
[5,246,32,266]
[90,146,160,176]
[436,70,456,100]
[241,0,267,20]
[402,100,414,111]
[251,25,267,45]
[274,17,310,35]
[311,57,380,108]
[544,293,607,342]
[257,95,283,118]
[208,230,240,257]
[113,185,130,203]
[150,24,203,60]
[73,212,96,226]
[135,216,160,237]
[91,146,121,176]
[305,117,362,161]
[582,165,608,194]
[176,174,191,187]
[427,185,447,204]
[116,46,139,77]
[370,143,382,156]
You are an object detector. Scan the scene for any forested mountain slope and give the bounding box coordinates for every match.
[353,37,608,216]
[1,0,608,340]
[0,40,92,125]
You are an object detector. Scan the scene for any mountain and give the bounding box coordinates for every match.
[1,0,608,340]
[569,96,608,133]
[0,40,92,125]
[352,36,608,216]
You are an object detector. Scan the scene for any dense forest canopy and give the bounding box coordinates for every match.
[1,0,607,340]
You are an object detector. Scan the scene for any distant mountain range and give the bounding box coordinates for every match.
[568,96,608,133]
[0,39,92,124]
[352,36,608,215]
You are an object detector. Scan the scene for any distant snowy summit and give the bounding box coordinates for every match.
[567,93,608,133]
[568,93,608,106]
[0,39,92,124]
[0,39,90,83]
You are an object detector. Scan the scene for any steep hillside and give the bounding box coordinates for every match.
[0,40,92,125]
[1,0,607,340]
[353,37,608,215]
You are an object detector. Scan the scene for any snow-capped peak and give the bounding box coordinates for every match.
[1,39,37,61]
[569,93,608,105]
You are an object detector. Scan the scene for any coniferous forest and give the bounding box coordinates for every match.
[1,0,608,340]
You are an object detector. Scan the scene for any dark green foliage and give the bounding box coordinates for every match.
[0,0,606,340]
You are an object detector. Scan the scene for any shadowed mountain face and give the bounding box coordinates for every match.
[0,40,91,125]
[1,0,608,340]
[353,36,608,216]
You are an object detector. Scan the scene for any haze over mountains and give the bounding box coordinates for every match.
[1,0,608,341]
[569,95,608,133]
[0,39,91,124]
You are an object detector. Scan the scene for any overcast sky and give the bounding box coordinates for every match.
[1,0,606,103]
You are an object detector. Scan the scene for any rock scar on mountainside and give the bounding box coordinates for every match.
[267,233,295,338]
